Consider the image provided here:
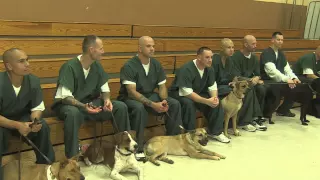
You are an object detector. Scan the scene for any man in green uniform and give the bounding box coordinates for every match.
[213,38,267,132]
[260,32,308,124]
[293,46,320,117]
[118,36,183,160]
[169,46,230,143]
[0,48,55,180]
[52,35,130,159]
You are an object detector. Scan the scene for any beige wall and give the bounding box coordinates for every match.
[0,0,306,29]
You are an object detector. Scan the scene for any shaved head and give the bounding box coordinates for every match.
[138,36,155,58]
[243,35,256,44]
[3,48,22,63]
[243,35,257,52]
[220,38,234,57]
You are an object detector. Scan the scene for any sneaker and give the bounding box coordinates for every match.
[210,133,230,143]
[135,151,146,161]
[252,120,267,131]
[242,124,256,132]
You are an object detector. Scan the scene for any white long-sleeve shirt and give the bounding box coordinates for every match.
[264,62,298,82]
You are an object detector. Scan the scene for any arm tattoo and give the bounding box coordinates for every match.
[62,97,86,109]
[139,94,152,107]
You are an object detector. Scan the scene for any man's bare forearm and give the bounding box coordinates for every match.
[127,87,153,107]
[186,92,207,104]
[102,92,111,101]
[61,96,86,109]
[307,74,319,79]
[159,85,168,100]
[0,115,19,129]
[209,90,218,98]
[30,110,42,122]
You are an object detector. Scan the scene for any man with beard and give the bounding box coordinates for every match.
[232,35,268,131]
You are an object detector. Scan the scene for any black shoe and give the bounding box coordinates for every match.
[276,111,296,117]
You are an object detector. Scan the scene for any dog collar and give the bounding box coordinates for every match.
[47,165,57,180]
[116,146,133,156]
[232,91,243,99]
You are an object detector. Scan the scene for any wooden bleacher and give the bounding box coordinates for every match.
[0,20,318,166]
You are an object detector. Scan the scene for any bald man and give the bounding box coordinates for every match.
[232,35,268,131]
[0,48,55,180]
[118,36,182,160]
[293,46,320,117]
[212,38,267,134]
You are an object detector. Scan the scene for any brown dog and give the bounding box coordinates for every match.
[3,155,85,180]
[221,77,249,139]
[83,131,143,180]
[143,128,226,166]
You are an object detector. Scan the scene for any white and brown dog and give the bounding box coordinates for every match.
[83,131,143,180]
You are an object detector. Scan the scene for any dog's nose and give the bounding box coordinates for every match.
[134,144,138,149]
[80,175,85,180]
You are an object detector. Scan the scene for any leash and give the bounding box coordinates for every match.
[18,118,52,180]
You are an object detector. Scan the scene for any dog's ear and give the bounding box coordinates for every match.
[127,130,137,140]
[59,157,70,169]
[114,132,123,146]
[70,154,81,162]
[51,162,61,179]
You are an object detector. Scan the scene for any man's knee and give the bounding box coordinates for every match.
[59,105,84,128]
[167,97,181,109]
[112,100,128,112]
[255,84,267,96]
[179,97,195,110]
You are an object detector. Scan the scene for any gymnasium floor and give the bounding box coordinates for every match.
[80,108,320,180]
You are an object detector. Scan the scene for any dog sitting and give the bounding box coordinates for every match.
[3,155,85,180]
[143,128,226,166]
[221,77,249,139]
[83,131,143,180]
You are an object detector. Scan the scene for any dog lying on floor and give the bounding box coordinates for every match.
[82,131,143,180]
[221,77,249,139]
[3,155,85,180]
[143,128,226,166]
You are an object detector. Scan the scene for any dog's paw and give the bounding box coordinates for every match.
[234,130,240,136]
[84,157,92,166]
[167,159,174,164]
[212,156,220,160]
[219,155,226,159]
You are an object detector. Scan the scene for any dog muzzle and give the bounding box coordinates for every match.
[199,138,209,146]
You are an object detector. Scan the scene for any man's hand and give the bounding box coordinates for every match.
[151,102,167,113]
[17,122,32,136]
[293,78,301,84]
[250,76,260,85]
[103,99,113,112]
[257,80,264,85]
[287,79,296,89]
[31,123,42,133]
[160,100,169,112]
[84,103,102,114]
[205,97,219,108]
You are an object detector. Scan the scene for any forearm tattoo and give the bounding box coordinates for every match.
[139,94,152,107]
[62,97,85,108]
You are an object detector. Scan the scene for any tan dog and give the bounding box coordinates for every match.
[83,131,143,180]
[3,155,85,180]
[221,77,249,139]
[143,128,226,166]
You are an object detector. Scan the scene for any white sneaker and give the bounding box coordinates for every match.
[242,124,257,132]
[211,133,230,143]
[135,152,145,161]
[251,121,267,131]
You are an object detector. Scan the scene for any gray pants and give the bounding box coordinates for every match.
[54,99,130,159]
[123,93,182,151]
[0,115,55,180]
[238,84,267,126]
